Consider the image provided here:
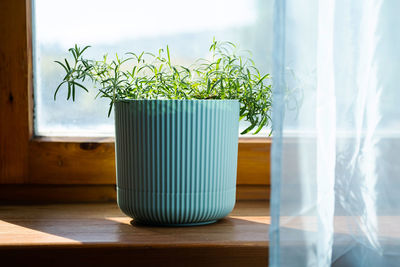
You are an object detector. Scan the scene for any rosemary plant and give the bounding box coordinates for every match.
[54,40,272,134]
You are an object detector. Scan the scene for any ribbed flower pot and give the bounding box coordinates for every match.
[114,99,239,226]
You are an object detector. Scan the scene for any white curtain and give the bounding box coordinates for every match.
[270,0,400,266]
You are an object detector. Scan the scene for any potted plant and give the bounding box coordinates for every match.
[54,40,272,226]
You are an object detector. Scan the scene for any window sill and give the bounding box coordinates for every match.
[0,184,270,204]
[0,200,269,266]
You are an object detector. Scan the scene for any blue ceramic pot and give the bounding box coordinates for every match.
[114,100,239,226]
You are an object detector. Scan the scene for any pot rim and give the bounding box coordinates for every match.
[115,99,239,103]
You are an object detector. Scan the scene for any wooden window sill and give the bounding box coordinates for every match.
[0,200,269,267]
[0,184,270,204]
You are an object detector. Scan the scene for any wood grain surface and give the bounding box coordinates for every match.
[28,138,270,185]
[0,0,32,183]
[0,201,270,266]
[237,138,270,185]
[0,184,269,204]
[29,139,116,184]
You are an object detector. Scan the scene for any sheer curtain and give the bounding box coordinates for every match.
[270,0,400,266]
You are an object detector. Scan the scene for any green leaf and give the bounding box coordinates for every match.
[206,79,211,93]
[64,59,71,71]
[54,81,66,100]
[256,74,270,87]
[54,61,69,74]
[71,81,89,93]
[253,117,267,134]
[69,47,77,61]
[107,101,114,117]
[72,83,76,101]
[240,122,257,135]
[79,45,91,56]
[67,83,71,100]
[166,45,171,64]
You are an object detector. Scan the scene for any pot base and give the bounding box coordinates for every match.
[117,187,236,226]
[132,219,218,227]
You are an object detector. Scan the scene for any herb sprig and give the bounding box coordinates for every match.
[55,40,272,134]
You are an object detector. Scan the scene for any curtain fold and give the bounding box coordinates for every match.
[270,0,400,266]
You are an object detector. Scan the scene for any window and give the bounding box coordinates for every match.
[32,0,273,137]
[0,0,270,202]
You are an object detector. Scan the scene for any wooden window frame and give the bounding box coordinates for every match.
[0,0,270,202]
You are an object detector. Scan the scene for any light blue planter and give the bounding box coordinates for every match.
[114,100,239,226]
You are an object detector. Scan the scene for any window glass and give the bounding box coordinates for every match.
[33,0,272,137]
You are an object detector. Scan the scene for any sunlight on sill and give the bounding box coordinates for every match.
[0,220,79,245]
